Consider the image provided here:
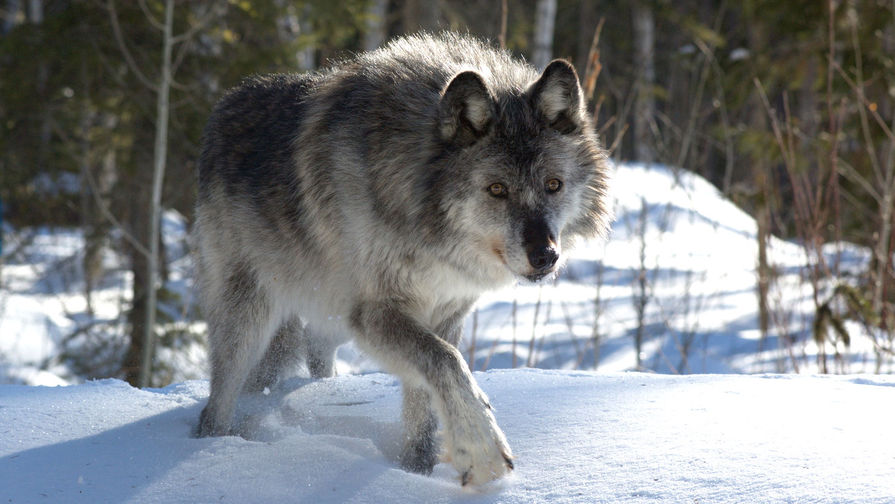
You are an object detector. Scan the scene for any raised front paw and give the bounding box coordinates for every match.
[444,403,514,486]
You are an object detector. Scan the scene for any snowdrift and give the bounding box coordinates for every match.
[2,370,894,503]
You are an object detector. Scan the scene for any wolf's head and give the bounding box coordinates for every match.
[436,59,610,283]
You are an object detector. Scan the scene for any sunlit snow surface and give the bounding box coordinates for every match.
[2,371,894,503]
[1,163,893,502]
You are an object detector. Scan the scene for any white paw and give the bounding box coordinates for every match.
[442,390,514,486]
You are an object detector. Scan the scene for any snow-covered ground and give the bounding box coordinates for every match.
[2,371,894,503]
[1,163,893,502]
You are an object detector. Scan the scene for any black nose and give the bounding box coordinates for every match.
[527,245,559,271]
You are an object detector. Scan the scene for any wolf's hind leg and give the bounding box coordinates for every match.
[306,334,338,379]
[243,316,304,393]
[398,384,439,474]
[197,263,276,437]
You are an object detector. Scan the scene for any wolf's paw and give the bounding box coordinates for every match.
[399,432,438,475]
[443,400,514,486]
[196,405,229,437]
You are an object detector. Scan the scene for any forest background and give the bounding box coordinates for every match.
[2,0,894,386]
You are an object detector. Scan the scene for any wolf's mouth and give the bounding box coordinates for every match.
[492,246,507,265]
[523,269,555,283]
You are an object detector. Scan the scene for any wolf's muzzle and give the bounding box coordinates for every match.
[522,215,559,273]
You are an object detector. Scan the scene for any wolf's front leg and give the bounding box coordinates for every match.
[351,301,513,486]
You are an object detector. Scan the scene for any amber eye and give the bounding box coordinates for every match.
[546,178,563,193]
[488,183,508,198]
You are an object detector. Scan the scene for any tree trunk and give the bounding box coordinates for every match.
[363,0,388,51]
[275,0,314,71]
[744,8,778,370]
[30,0,52,208]
[296,8,313,71]
[137,0,175,388]
[870,2,895,334]
[497,0,508,49]
[402,0,439,32]
[756,194,771,356]
[3,0,20,33]
[79,63,99,315]
[122,142,152,385]
[532,0,556,70]
[27,0,39,22]
[79,53,119,316]
[575,0,598,73]
[874,180,894,324]
[632,1,655,163]
[634,198,649,370]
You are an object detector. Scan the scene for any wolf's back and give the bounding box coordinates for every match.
[197,73,316,201]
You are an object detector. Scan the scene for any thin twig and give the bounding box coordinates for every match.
[833,62,895,144]
[582,17,605,102]
[606,124,629,157]
[137,0,164,31]
[170,1,224,44]
[526,285,544,367]
[498,0,507,49]
[480,336,500,371]
[837,158,883,203]
[511,294,518,368]
[107,0,158,92]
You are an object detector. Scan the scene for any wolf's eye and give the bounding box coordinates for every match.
[545,178,563,193]
[488,183,508,198]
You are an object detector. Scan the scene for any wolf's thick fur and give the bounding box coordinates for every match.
[195,33,610,485]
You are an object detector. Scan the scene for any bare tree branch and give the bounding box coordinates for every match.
[107,0,158,92]
[582,17,605,102]
[837,158,883,203]
[170,1,223,44]
[137,0,164,31]
[170,1,225,90]
[833,62,895,144]
[498,0,507,49]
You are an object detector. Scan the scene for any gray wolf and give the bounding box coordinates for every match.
[194,32,610,486]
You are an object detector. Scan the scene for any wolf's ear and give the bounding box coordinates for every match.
[530,59,584,134]
[438,71,496,146]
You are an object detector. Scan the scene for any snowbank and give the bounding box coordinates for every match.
[2,370,893,503]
